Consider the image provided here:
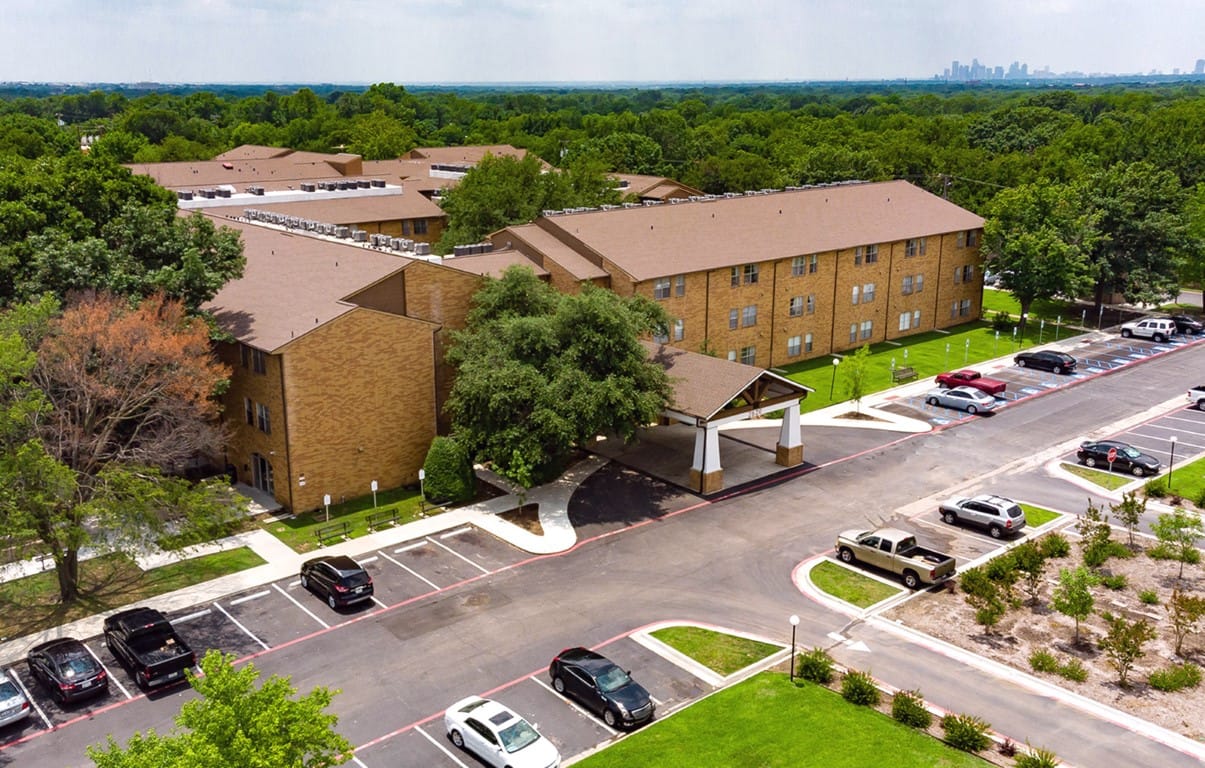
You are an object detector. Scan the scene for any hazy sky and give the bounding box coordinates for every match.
[2,0,1202,84]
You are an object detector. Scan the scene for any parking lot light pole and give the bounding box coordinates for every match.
[1168,436,1177,489]
[829,357,840,400]
[789,614,800,681]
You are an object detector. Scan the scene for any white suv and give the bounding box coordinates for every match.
[1120,317,1175,342]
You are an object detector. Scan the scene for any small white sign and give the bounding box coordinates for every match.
[323,494,331,506]
[371,480,378,492]
[418,469,426,481]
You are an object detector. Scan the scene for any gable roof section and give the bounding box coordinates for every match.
[538,180,985,283]
[495,223,609,281]
[201,215,410,352]
[643,342,811,421]
[128,158,350,190]
[442,250,549,279]
[213,145,295,161]
[613,173,703,200]
[402,145,535,164]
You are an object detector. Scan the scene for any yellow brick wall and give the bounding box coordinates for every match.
[217,341,289,495]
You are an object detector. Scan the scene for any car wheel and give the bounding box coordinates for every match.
[449,729,465,749]
[1121,328,1132,338]
[328,594,337,609]
[1132,466,1145,477]
[989,525,1003,539]
[903,570,921,590]
[1154,333,1166,343]
[1053,365,1064,374]
[300,574,308,589]
[553,676,565,694]
[926,396,938,406]
[1084,456,1097,468]
[1016,358,1027,368]
[942,511,957,525]
[604,708,618,728]
[966,404,978,415]
[839,547,855,564]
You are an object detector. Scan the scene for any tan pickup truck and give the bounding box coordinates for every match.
[835,527,956,589]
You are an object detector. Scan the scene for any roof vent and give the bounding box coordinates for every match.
[177,190,194,201]
[300,182,316,192]
[371,179,386,188]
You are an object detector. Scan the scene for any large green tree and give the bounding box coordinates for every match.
[445,266,671,485]
[89,651,352,768]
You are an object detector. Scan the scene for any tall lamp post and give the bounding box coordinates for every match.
[789,614,800,681]
[829,357,840,400]
[1168,436,1177,489]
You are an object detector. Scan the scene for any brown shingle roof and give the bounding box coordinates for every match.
[443,250,549,279]
[402,145,535,164]
[539,180,984,282]
[612,173,702,200]
[206,191,444,225]
[642,342,811,420]
[127,158,348,190]
[213,145,295,161]
[495,223,609,281]
[201,216,410,352]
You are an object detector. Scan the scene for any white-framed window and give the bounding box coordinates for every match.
[740,346,756,365]
[731,267,740,288]
[950,301,959,319]
[791,256,806,277]
[805,332,814,352]
[728,308,739,330]
[413,219,428,235]
[244,397,254,426]
[653,278,671,300]
[854,247,862,266]
[809,254,818,273]
[256,402,270,434]
[252,348,266,374]
[956,231,966,248]
[912,309,921,328]
[852,285,860,305]
[743,263,759,285]
[860,320,873,340]
[742,305,758,327]
[899,312,912,331]
[787,335,802,357]
[915,273,924,293]
[953,266,962,284]
[862,283,876,303]
[806,294,816,314]
[864,244,878,264]
[962,264,974,282]
[966,230,978,247]
[849,324,858,344]
[789,296,804,317]
[959,298,972,317]
[902,275,913,295]
[675,274,686,296]
[905,238,927,257]
[727,350,737,362]
[673,318,684,341]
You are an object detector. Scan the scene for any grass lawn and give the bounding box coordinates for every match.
[261,486,431,553]
[1164,453,1205,506]
[980,290,1082,325]
[650,625,780,676]
[1019,503,1062,528]
[1060,462,1137,491]
[574,673,991,768]
[777,319,1081,413]
[0,547,264,640]
[810,560,901,608]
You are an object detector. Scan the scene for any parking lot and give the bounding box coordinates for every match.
[1059,399,1205,473]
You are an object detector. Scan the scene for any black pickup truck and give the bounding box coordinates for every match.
[103,607,196,689]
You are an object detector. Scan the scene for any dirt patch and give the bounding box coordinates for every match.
[884,536,1205,741]
[836,411,887,422]
[498,504,543,535]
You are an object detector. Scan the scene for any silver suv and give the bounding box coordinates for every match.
[1120,317,1175,342]
[939,494,1027,538]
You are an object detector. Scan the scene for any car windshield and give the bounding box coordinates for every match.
[498,718,540,753]
[1121,446,1142,459]
[595,664,632,693]
[0,681,20,700]
[1006,505,1024,518]
[341,570,370,587]
[61,657,96,677]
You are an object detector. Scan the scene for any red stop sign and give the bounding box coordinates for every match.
[1107,447,1118,463]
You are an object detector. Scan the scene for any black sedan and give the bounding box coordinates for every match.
[1171,315,1204,335]
[299,555,374,609]
[1077,440,1161,477]
[549,647,655,728]
[26,638,109,704]
[1014,350,1077,374]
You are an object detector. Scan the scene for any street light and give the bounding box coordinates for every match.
[789,614,800,681]
[829,357,840,400]
[1168,436,1177,489]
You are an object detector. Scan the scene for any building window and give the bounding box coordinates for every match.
[849,324,858,344]
[962,264,974,283]
[953,266,962,284]
[739,346,756,366]
[728,308,739,330]
[864,244,878,264]
[806,294,815,314]
[742,305,758,327]
[240,344,250,368]
[413,219,428,235]
[675,274,686,297]
[950,301,959,319]
[791,256,806,277]
[960,298,972,317]
[854,247,862,266]
[912,309,921,328]
[915,273,924,293]
[902,275,913,295]
[809,254,818,273]
[966,229,977,247]
[860,320,873,340]
[252,348,266,374]
[852,285,860,305]
[805,332,814,352]
[402,221,411,236]
[673,318,685,341]
[905,238,926,257]
[256,402,270,434]
[956,231,966,248]
[727,350,737,362]
[731,267,740,288]
[653,278,671,300]
[862,283,876,303]
[653,327,669,344]
[899,312,912,331]
[743,263,759,285]
[787,335,802,357]
[244,397,254,426]
[789,296,804,317]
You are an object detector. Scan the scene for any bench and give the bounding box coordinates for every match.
[418,500,440,516]
[891,366,918,383]
[314,520,350,545]
[366,508,400,531]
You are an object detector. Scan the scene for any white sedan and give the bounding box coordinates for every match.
[924,385,1000,415]
[444,696,561,768]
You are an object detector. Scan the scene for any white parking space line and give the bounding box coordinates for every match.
[349,754,369,768]
[6,666,52,730]
[416,725,471,767]
[530,674,620,736]
[213,601,269,651]
[394,541,425,554]
[229,589,270,606]
[85,643,131,700]
[271,582,329,629]
[1128,430,1205,449]
[377,549,441,590]
[439,526,472,539]
[370,595,389,609]
[358,555,379,565]
[173,608,212,624]
[426,536,490,574]
[1163,415,1205,432]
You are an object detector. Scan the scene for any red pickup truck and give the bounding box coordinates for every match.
[934,369,1006,396]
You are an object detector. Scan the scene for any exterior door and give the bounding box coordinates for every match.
[252,453,274,494]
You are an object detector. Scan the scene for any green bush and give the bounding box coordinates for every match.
[1028,649,1058,674]
[1149,544,1202,564]
[840,669,880,706]
[1148,663,1202,692]
[1015,745,1062,768]
[1100,573,1127,590]
[1058,658,1088,682]
[991,311,1015,332]
[797,647,834,684]
[1138,589,1159,605]
[890,689,932,729]
[1195,487,1205,509]
[421,436,476,504]
[1038,532,1071,559]
[941,712,992,752]
[1143,479,1168,499]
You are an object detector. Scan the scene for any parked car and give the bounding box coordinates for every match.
[934,369,1007,395]
[924,385,1000,415]
[549,647,655,728]
[299,555,374,609]
[1014,350,1077,374]
[939,495,1027,539]
[1076,440,1161,477]
[444,696,561,768]
[835,528,956,589]
[27,638,109,704]
[0,670,31,728]
[1170,315,1204,335]
[1188,384,1205,410]
[103,607,196,690]
[1119,317,1176,342]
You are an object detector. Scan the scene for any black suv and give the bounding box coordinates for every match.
[27,638,109,704]
[549,647,655,728]
[1170,315,1204,335]
[299,555,374,609]
[1014,350,1077,374]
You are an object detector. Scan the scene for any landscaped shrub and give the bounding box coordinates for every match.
[991,312,1015,332]
[1057,658,1088,682]
[1015,745,1062,768]
[1149,544,1201,564]
[840,669,880,706]
[941,712,992,752]
[1139,589,1159,605]
[1148,663,1202,692]
[890,689,932,729]
[999,739,1018,757]
[1195,487,1205,509]
[1100,573,1127,590]
[1028,649,1059,673]
[1083,538,1132,567]
[1143,479,1168,498]
[797,647,834,684]
[421,436,476,504]
[1038,532,1070,559]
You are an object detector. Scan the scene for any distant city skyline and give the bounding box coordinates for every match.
[939,56,1205,82]
[0,1,1202,85]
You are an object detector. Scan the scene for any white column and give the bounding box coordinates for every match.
[691,424,722,474]
[778,402,802,448]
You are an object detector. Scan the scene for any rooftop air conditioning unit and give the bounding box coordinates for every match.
[300,183,316,192]
[352,230,368,242]
[177,190,194,201]
[200,189,215,199]
[357,180,371,189]
[335,226,351,239]
[370,179,386,188]
[414,242,431,256]
[216,188,232,198]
